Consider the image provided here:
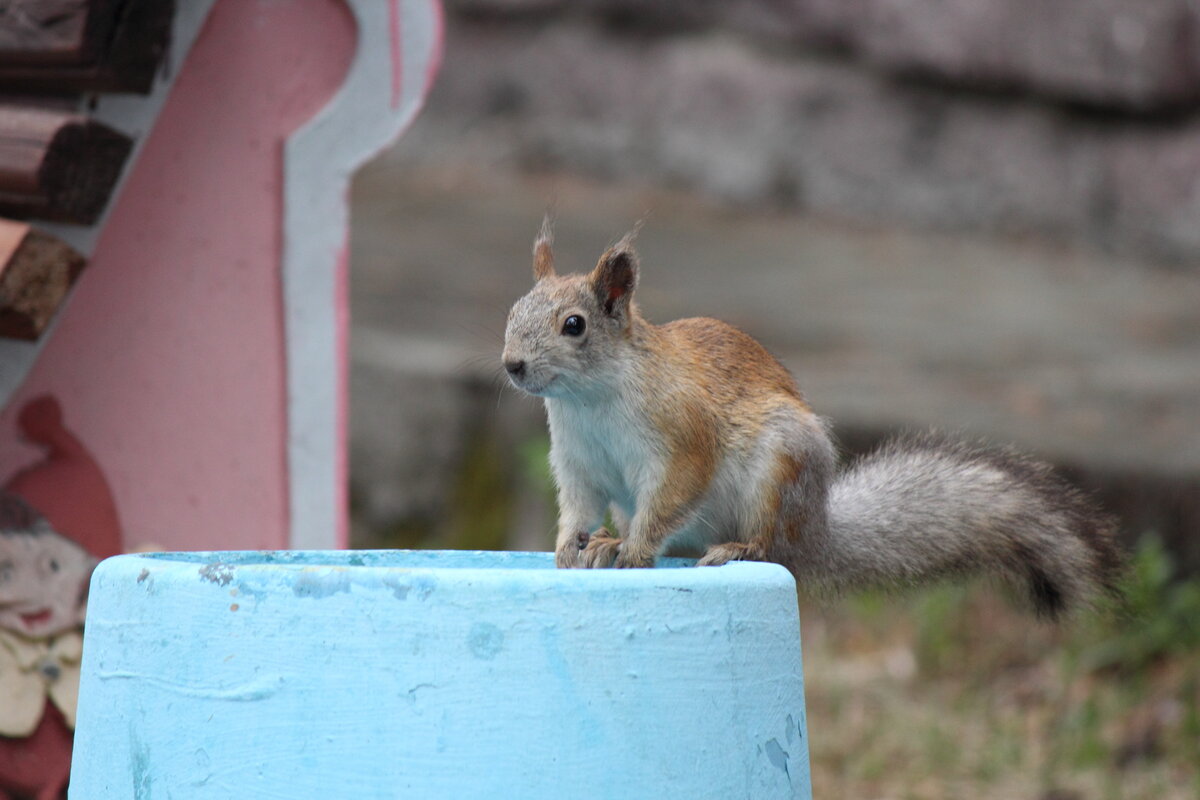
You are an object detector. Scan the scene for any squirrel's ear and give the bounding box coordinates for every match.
[532,214,555,282]
[590,237,638,317]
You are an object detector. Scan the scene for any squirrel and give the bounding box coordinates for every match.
[502,220,1122,619]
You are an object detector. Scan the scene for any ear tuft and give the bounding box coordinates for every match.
[532,213,555,281]
[591,241,639,317]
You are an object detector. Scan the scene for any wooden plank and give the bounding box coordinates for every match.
[0,0,120,67]
[0,217,85,340]
[0,104,132,224]
[0,0,173,94]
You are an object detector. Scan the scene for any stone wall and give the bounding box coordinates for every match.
[399,0,1200,263]
[351,0,1200,560]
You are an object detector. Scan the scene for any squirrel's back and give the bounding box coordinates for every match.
[650,317,808,409]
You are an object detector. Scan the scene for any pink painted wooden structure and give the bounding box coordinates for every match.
[0,0,442,554]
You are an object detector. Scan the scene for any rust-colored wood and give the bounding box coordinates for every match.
[0,217,85,340]
[0,0,173,94]
[0,104,132,224]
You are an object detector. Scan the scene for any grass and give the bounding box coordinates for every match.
[800,538,1200,799]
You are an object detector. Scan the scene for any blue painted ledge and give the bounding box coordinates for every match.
[71,550,811,799]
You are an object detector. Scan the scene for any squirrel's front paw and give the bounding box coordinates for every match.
[613,541,655,569]
[555,530,593,568]
[580,535,654,569]
[579,534,623,568]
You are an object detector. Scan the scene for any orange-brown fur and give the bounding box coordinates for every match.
[502,223,1122,618]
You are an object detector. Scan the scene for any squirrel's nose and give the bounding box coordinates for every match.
[504,359,526,378]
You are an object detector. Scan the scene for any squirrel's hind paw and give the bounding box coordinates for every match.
[698,541,768,567]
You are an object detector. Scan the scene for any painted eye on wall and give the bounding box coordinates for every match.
[561,315,586,336]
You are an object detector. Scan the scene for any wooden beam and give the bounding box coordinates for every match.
[0,218,85,340]
[0,104,132,224]
[0,0,120,67]
[0,0,173,94]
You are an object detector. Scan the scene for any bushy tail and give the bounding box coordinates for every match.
[820,434,1122,619]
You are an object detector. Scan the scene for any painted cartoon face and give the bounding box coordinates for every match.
[0,525,95,639]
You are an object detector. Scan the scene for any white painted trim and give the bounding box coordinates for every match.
[282,0,443,549]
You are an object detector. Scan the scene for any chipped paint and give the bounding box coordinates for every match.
[129,728,152,800]
[467,622,503,660]
[381,573,436,602]
[291,569,352,599]
[73,550,810,798]
[96,670,282,702]
[197,562,234,587]
[764,738,790,780]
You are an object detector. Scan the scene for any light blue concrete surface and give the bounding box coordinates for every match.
[70,550,811,798]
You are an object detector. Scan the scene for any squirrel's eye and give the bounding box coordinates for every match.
[561,315,586,337]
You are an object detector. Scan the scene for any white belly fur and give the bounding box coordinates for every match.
[548,396,788,557]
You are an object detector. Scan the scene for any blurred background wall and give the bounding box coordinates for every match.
[348,0,1200,568]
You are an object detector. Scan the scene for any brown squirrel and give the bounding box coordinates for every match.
[502,221,1122,619]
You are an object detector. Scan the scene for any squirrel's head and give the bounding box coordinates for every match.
[503,218,640,398]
